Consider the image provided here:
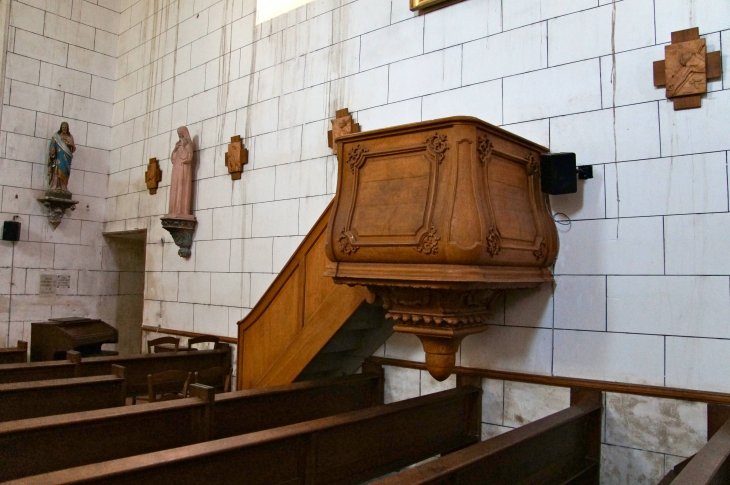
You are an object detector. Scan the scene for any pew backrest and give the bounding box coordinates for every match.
[0,340,28,364]
[0,365,127,423]
[213,372,383,438]
[14,386,481,485]
[0,346,231,397]
[369,392,602,485]
[0,359,77,384]
[0,373,382,481]
[0,384,215,482]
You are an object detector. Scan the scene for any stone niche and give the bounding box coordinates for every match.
[325,116,558,380]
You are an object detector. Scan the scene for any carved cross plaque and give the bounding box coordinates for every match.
[327,108,360,155]
[225,135,248,180]
[145,158,162,195]
[653,27,722,110]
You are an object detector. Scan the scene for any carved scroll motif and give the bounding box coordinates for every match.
[526,153,539,175]
[426,133,449,164]
[337,229,359,255]
[415,225,440,255]
[533,241,547,260]
[477,135,493,166]
[346,145,368,173]
[486,226,501,257]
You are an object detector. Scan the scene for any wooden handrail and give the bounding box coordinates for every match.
[141,325,237,344]
[365,356,730,405]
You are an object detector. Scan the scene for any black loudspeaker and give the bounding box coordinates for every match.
[540,153,577,195]
[2,221,21,241]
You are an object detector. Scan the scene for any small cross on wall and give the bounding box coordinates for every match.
[328,108,361,156]
[653,27,722,110]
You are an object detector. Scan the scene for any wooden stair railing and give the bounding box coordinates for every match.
[237,201,370,389]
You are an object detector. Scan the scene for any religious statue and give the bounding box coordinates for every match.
[161,126,197,258]
[37,122,78,228]
[47,122,75,193]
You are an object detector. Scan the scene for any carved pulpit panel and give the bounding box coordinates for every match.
[654,28,722,110]
[325,117,558,380]
[328,108,360,155]
[145,158,162,195]
[225,135,248,180]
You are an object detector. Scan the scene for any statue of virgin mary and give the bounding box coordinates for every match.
[47,122,75,193]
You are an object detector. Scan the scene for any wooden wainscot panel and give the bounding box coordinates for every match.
[325,117,558,381]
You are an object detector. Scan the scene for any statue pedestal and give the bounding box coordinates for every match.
[37,190,79,229]
[161,214,196,258]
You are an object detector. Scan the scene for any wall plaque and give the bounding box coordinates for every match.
[653,27,722,110]
[40,274,71,295]
[145,158,162,194]
[225,135,248,180]
[327,108,360,156]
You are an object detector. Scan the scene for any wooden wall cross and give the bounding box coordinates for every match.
[653,27,722,110]
[225,135,248,180]
[327,108,360,155]
[145,158,162,194]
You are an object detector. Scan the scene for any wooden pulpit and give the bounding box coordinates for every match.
[325,116,558,380]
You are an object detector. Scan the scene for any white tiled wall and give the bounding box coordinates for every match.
[1,0,728,482]
[0,0,138,349]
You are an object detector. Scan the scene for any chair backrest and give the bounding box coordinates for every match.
[186,335,220,350]
[194,366,232,393]
[147,370,191,402]
[147,336,180,354]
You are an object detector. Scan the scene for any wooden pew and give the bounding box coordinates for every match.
[0,373,382,481]
[0,384,215,482]
[670,410,730,484]
[0,346,231,397]
[369,388,602,485]
[0,365,126,423]
[12,386,481,485]
[0,340,28,364]
[75,345,231,397]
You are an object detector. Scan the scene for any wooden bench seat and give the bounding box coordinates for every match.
[0,372,383,481]
[9,385,480,485]
[0,365,126,423]
[369,388,602,485]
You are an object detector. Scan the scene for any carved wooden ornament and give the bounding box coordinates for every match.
[225,135,248,180]
[145,158,162,195]
[327,108,360,155]
[325,117,558,381]
[653,27,722,110]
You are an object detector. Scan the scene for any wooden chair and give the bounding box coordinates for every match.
[147,336,180,354]
[185,335,220,351]
[147,370,191,402]
[194,366,232,393]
